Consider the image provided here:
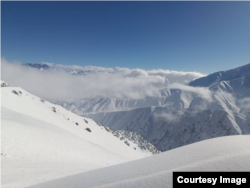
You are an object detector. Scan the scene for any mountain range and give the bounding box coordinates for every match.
[2,63,250,188]
[22,63,250,153]
[83,64,250,151]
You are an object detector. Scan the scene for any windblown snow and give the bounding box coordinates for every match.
[1,84,156,188]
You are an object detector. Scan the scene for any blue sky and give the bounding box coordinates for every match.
[2,1,250,74]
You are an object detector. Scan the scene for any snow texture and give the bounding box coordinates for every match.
[29,135,250,188]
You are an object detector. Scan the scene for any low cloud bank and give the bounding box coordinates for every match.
[1,57,205,101]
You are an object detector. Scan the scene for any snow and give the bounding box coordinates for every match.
[189,63,250,98]
[88,106,250,151]
[53,88,199,115]
[2,62,250,188]
[1,80,9,87]
[29,135,250,188]
[1,86,153,188]
[85,64,250,152]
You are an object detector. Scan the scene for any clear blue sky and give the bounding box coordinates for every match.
[2,1,250,74]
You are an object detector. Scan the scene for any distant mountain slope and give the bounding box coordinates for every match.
[24,63,50,70]
[47,63,250,158]
[53,87,239,115]
[54,63,250,115]
[53,88,200,115]
[189,63,250,98]
[189,63,250,87]
[22,63,94,76]
[1,84,158,188]
[88,106,250,152]
[29,135,250,188]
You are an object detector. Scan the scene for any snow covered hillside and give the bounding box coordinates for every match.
[29,135,250,188]
[1,83,158,188]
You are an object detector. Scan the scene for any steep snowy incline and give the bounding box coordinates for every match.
[1,86,156,188]
[29,135,250,188]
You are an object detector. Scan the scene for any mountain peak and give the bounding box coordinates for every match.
[24,63,51,70]
[189,63,250,87]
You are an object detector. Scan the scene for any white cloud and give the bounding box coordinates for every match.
[1,57,206,101]
[238,98,250,110]
[56,64,114,73]
[148,69,205,84]
[153,110,185,123]
[168,83,213,101]
[42,62,54,66]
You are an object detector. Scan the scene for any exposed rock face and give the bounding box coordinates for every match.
[88,106,250,152]
[96,122,160,154]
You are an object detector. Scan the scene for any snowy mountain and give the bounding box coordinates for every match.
[23,63,88,75]
[58,91,245,152]
[2,62,250,188]
[80,64,250,152]
[189,63,250,98]
[87,106,250,151]
[53,64,250,115]
[24,63,51,71]
[29,135,250,188]
[50,64,250,153]
[53,88,200,115]
[1,83,158,188]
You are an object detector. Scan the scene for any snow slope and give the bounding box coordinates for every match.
[29,135,250,188]
[1,85,156,188]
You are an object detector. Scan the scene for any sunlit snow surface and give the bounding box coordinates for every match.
[1,86,153,188]
[29,135,250,188]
